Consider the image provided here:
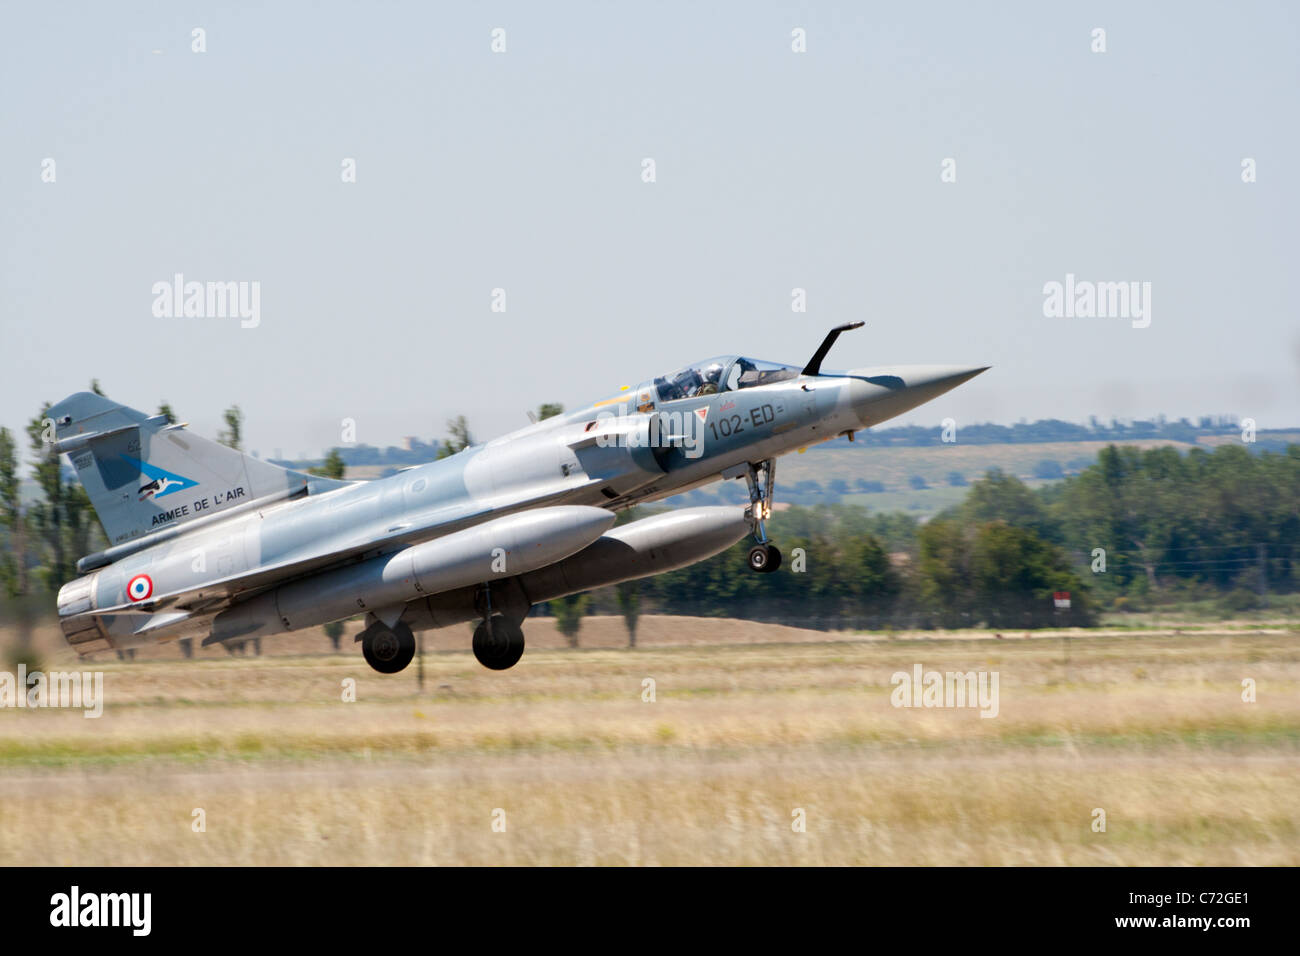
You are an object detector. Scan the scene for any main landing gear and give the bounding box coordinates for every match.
[473,615,525,670]
[360,619,416,674]
[472,583,526,670]
[357,586,529,675]
[744,459,782,574]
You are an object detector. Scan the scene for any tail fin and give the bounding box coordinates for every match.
[47,392,343,547]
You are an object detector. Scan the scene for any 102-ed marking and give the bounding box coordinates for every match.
[708,403,777,440]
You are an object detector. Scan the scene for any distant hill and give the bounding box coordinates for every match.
[849,415,1298,448]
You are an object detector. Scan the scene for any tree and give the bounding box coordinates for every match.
[839,532,901,608]
[916,519,974,627]
[1055,446,1171,591]
[64,483,96,570]
[917,518,1093,628]
[958,468,1057,543]
[537,403,564,421]
[323,620,345,651]
[615,580,640,647]
[18,406,98,595]
[0,427,20,593]
[157,402,177,424]
[968,522,1064,626]
[436,416,473,459]
[309,448,347,479]
[90,379,106,397]
[0,427,29,649]
[551,593,588,648]
[218,405,243,450]
[26,404,67,588]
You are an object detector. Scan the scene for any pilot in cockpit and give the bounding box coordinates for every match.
[655,357,785,403]
[665,361,725,399]
[691,361,726,396]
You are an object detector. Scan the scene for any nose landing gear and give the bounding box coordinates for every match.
[743,459,782,573]
[747,542,781,573]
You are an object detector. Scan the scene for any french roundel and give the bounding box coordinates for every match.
[127,574,153,602]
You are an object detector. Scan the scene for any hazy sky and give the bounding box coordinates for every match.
[3,1,1297,461]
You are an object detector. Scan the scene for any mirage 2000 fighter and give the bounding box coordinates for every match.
[51,324,986,673]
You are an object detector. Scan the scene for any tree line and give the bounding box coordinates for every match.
[564,442,1299,640]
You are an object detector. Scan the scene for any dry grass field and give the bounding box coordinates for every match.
[0,616,1297,865]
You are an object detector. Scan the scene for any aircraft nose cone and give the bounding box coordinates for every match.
[845,365,990,427]
[906,365,991,393]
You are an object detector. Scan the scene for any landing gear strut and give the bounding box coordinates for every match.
[744,459,782,573]
[360,620,416,674]
[472,583,526,670]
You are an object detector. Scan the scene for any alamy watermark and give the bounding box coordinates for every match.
[50,886,150,935]
[1,666,103,718]
[890,663,999,718]
[594,403,705,459]
[1042,273,1151,329]
[152,273,260,328]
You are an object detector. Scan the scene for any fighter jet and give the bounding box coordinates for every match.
[51,324,986,672]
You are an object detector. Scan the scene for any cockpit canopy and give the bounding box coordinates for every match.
[652,356,801,403]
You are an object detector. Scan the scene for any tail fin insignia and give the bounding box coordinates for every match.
[46,392,340,547]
